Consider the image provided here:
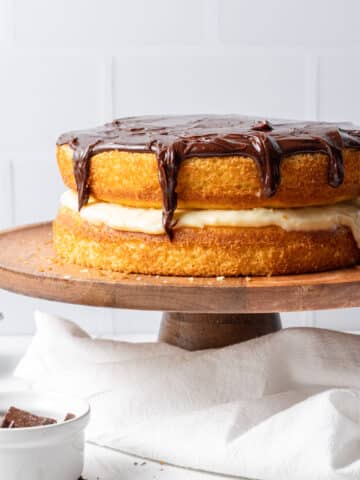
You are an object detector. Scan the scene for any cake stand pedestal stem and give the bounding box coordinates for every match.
[159,312,282,350]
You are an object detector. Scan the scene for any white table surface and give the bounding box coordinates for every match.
[0,335,232,480]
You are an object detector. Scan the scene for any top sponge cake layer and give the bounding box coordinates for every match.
[57,144,360,210]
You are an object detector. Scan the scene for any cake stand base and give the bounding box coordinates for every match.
[159,312,282,350]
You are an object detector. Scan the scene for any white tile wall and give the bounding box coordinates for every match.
[219,0,360,47]
[0,55,106,152]
[0,0,13,45]
[13,0,203,48]
[12,154,62,224]
[312,308,360,331]
[319,56,360,124]
[114,55,309,119]
[0,160,13,228]
[0,0,359,335]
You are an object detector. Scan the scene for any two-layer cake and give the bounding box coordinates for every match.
[54,115,360,276]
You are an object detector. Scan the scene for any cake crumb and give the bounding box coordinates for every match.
[216,276,225,281]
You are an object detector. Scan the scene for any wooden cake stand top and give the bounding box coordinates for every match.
[0,221,359,314]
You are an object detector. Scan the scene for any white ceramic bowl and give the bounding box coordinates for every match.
[0,391,90,480]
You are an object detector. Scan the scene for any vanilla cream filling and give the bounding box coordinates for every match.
[61,190,360,246]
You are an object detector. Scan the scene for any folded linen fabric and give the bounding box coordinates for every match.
[15,311,360,480]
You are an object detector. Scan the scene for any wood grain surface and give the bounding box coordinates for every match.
[159,312,282,350]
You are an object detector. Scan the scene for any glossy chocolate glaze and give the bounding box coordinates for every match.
[57,115,360,238]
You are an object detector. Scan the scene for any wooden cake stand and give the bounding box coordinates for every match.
[0,222,359,350]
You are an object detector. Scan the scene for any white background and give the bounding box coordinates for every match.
[0,0,359,335]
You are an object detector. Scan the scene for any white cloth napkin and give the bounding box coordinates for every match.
[15,311,360,480]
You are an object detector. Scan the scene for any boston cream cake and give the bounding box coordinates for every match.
[54,115,360,276]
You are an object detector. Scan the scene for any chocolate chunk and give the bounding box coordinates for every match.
[64,412,76,421]
[1,406,57,428]
[251,120,274,132]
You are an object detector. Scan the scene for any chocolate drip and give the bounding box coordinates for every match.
[57,115,360,238]
[71,137,100,210]
[154,142,183,238]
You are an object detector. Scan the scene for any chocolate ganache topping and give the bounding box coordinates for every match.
[57,114,360,238]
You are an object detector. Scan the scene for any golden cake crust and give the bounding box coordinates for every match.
[57,144,360,209]
[53,207,360,277]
